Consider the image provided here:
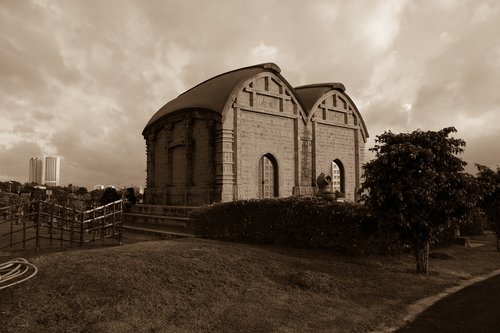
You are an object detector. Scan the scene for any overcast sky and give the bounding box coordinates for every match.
[1,0,499,189]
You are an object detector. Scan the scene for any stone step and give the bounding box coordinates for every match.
[123,212,188,228]
[127,204,199,218]
[122,224,194,239]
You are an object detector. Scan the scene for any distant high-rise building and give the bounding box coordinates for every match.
[44,156,60,187]
[29,157,44,184]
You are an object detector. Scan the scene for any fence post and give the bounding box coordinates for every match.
[80,210,84,247]
[22,203,26,250]
[118,200,123,245]
[9,205,13,248]
[69,207,74,247]
[112,201,116,243]
[92,207,96,242]
[102,204,106,242]
[60,203,65,247]
[36,200,41,250]
[50,203,54,248]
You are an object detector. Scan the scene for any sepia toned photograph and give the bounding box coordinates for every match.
[1,1,500,332]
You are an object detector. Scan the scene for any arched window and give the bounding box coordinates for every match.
[258,154,279,198]
[331,159,345,194]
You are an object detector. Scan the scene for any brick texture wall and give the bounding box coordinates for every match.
[144,72,367,206]
[230,73,300,200]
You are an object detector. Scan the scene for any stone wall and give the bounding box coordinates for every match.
[144,110,220,206]
[230,73,302,200]
[314,123,357,200]
[309,90,363,201]
[143,72,367,206]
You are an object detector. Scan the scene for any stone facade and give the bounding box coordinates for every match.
[142,63,368,206]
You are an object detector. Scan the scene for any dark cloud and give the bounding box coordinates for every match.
[12,124,35,134]
[48,118,145,188]
[0,1,81,96]
[1,0,499,187]
[0,141,43,181]
[463,132,500,173]
[32,111,54,122]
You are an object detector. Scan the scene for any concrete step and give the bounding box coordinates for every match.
[122,223,195,239]
[123,212,188,228]
[126,204,199,218]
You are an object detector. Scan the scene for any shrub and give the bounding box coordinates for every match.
[460,217,484,236]
[189,197,378,254]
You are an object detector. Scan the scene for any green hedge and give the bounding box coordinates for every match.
[189,197,377,253]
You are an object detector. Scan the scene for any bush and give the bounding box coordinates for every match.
[189,197,378,254]
[460,217,484,236]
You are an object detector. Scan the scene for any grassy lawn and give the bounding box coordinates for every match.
[1,233,499,332]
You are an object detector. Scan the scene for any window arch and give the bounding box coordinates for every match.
[331,159,345,194]
[258,153,279,198]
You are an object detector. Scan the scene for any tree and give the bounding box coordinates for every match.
[476,164,500,250]
[360,127,481,274]
[75,186,88,197]
[99,187,121,205]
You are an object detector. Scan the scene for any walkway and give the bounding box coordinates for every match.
[396,273,500,332]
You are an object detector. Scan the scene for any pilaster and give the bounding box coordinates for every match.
[215,129,235,202]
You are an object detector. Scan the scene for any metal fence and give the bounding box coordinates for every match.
[0,200,123,251]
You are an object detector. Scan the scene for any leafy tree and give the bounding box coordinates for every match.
[360,127,481,274]
[89,189,103,206]
[476,164,500,249]
[75,186,88,196]
[99,187,121,205]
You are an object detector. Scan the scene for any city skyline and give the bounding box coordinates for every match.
[44,156,60,187]
[27,155,61,187]
[1,1,499,189]
[28,157,43,184]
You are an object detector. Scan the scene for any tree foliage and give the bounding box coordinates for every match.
[476,164,500,237]
[99,187,121,205]
[360,127,481,274]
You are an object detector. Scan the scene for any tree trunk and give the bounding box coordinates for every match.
[415,240,430,274]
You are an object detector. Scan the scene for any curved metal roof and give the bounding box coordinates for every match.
[143,63,282,134]
[294,83,369,138]
[294,83,346,113]
[143,65,368,140]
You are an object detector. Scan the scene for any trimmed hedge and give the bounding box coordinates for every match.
[189,197,377,253]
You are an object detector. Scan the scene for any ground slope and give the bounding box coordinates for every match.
[1,234,499,332]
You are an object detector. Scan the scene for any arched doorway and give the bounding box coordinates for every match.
[258,154,279,198]
[331,159,345,194]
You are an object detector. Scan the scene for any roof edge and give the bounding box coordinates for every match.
[295,82,346,92]
[178,62,281,98]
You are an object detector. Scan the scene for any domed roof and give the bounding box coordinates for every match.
[294,83,369,138]
[144,64,368,139]
[294,83,346,114]
[143,63,283,134]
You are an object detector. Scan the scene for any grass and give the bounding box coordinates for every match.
[1,233,499,332]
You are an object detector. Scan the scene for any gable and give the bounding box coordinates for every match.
[224,72,306,123]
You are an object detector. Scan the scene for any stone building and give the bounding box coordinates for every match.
[142,63,368,206]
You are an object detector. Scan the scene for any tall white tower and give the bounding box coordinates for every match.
[29,157,44,184]
[44,156,61,187]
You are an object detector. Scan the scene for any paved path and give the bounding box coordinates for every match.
[396,274,500,332]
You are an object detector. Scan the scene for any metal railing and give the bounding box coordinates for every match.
[0,200,123,251]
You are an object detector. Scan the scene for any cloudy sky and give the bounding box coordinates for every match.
[1,0,499,189]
